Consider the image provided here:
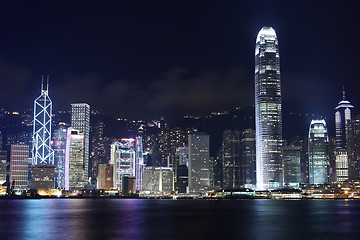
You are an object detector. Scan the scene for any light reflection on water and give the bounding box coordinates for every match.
[0,199,360,240]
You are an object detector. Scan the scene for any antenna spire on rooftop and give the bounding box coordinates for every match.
[342,85,346,101]
[41,75,44,92]
[47,75,49,91]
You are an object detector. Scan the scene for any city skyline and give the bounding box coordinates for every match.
[2,3,360,240]
[0,2,359,122]
[0,2,359,194]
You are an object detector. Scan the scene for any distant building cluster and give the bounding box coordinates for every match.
[1,27,360,197]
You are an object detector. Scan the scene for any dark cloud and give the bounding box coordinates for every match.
[0,56,33,109]
[48,67,253,120]
[148,67,252,112]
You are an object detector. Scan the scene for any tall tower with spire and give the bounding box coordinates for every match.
[255,27,283,190]
[335,87,354,149]
[32,76,54,165]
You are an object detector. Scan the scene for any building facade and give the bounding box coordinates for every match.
[32,164,55,190]
[255,27,283,190]
[143,166,174,193]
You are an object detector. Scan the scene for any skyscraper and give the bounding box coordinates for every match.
[335,150,348,183]
[32,79,54,165]
[347,116,360,180]
[188,132,210,193]
[97,164,113,189]
[52,128,67,189]
[308,120,330,185]
[71,103,90,184]
[282,146,301,187]
[335,88,354,149]
[222,130,241,189]
[240,129,256,186]
[90,121,107,184]
[135,136,145,191]
[112,139,136,191]
[65,128,85,190]
[10,145,30,190]
[255,26,283,190]
[0,150,7,185]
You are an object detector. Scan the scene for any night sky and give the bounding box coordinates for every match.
[0,1,359,123]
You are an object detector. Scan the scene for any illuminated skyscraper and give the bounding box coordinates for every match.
[222,130,241,189]
[135,136,145,191]
[32,78,54,165]
[65,128,85,190]
[112,139,136,191]
[347,117,360,180]
[255,27,283,190]
[188,132,210,193]
[0,150,7,185]
[97,164,113,189]
[90,121,107,183]
[282,146,301,187]
[308,120,330,185]
[10,145,30,190]
[52,128,67,189]
[240,129,256,186]
[335,150,348,183]
[71,103,90,183]
[335,88,354,149]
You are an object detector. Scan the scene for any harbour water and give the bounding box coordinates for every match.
[0,199,360,240]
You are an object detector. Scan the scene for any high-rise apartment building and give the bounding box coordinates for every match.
[188,132,210,193]
[308,120,330,185]
[255,26,283,190]
[32,79,54,165]
[10,145,30,190]
[335,89,353,149]
[71,103,90,184]
[65,128,85,190]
